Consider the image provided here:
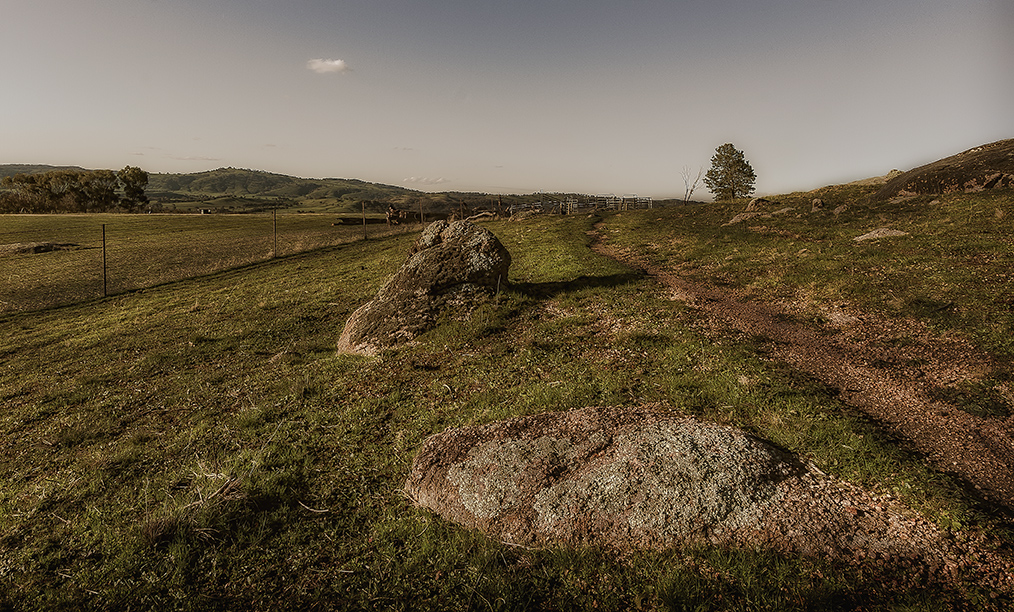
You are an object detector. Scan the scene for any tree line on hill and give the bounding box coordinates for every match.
[0,143,759,215]
[0,167,148,213]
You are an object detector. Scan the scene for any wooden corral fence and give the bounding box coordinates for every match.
[507,194,654,216]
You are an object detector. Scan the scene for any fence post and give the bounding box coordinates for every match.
[362,201,367,240]
[273,208,278,257]
[102,224,108,297]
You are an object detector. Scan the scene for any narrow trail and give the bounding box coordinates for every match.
[590,229,1014,513]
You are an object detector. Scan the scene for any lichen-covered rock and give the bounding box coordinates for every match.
[337,220,511,355]
[406,405,964,563]
[405,405,802,549]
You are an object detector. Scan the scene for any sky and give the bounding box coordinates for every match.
[2,0,1011,199]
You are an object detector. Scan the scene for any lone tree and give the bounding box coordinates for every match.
[704,143,756,200]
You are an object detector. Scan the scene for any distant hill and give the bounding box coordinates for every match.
[147,167,420,204]
[2,164,613,214]
[146,167,545,214]
[0,164,89,179]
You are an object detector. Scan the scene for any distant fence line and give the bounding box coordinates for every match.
[0,213,415,313]
[0,201,670,313]
[510,195,653,215]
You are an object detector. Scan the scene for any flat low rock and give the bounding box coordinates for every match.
[724,207,794,226]
[854,227,910,242]
[406,405,964,564]
[0,242,78,255]
[337,220,511,355]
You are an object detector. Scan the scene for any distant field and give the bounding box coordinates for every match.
[0,213,409,312]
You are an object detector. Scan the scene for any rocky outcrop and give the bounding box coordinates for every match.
[745,197,775,212]
[337,220,511,355]
[873,139,1014,201]
[405,405,959,562]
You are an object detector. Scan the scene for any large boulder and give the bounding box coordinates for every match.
[337,220,511,355]
[405,405,958,561]
[873,138,1014,201]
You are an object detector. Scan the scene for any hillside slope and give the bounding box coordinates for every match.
[0,164,88,179]
[146,167,419,203]
[873,138,1014,201]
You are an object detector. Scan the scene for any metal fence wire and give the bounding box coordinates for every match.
[0,213,407,313]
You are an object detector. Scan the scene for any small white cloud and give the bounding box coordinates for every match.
[403,176,450,185]
[307,58,350,74]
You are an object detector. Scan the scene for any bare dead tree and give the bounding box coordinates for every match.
[681,165,704,204]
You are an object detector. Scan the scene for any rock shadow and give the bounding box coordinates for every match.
[511,271,646,299]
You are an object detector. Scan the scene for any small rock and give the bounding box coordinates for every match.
[854,228,910,242]
[724,211,764,226]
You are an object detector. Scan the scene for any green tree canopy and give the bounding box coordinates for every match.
[0,167,149,213]
[704,143,756,201]
[117,166,149,211]
[82,170,119,211]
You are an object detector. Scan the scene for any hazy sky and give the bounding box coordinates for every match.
[2,0,1011,198]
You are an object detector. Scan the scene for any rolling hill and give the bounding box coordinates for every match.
[146,167,419,203]
[2,165,588,214]
[0,164,88,179]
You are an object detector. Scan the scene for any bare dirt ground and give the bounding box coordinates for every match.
[591,230,1014,592]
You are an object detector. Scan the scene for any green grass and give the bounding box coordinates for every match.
[0,213,411,312]
[601,187,1014,358]
[1,205,1012,610]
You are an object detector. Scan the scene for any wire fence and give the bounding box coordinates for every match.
[0,213,412,313]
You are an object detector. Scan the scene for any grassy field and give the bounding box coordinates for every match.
[1,190,1013,610]
[602,185,1014,363]
[0,213,406,313]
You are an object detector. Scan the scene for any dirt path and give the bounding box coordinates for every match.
[591,232,1014,512]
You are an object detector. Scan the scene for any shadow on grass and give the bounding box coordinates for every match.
[512,271,646,299]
